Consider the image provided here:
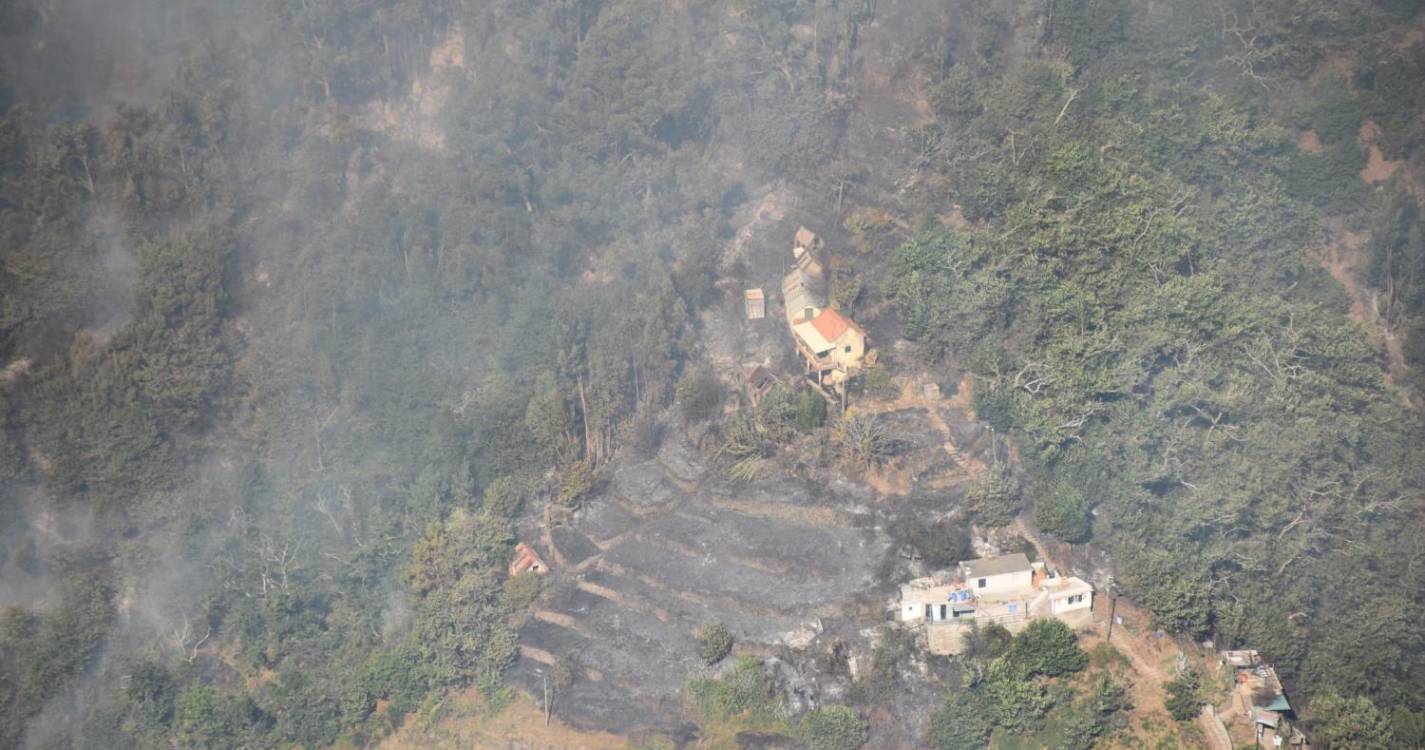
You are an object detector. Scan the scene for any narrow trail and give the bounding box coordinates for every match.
[1199,704,1234,750]
[1012,519,1173,725]
[1321,219,1411,399]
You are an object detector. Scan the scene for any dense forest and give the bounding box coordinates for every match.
[2,0,1424,748]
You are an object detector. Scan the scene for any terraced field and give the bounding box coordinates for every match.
[508,392,997,735]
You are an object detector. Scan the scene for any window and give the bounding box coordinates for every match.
[1068,594,1084,605]
[844,345,852,353]
[977,578,987,588]
[939,604,947,620]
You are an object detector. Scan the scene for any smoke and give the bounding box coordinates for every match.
[0,0,241,117]
[0,489,96,609]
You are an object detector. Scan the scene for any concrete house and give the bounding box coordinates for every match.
[1042,575,1094,618]
[961,553,1035,596]
[898,552,1095,655]
[899,573,975,624]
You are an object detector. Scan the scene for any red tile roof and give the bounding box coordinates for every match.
[509,542,548,576]
[810,308,864,342]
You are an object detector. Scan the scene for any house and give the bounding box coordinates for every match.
[782,269,825,326]
[898,552,1095,655]
[1222,651,1306,748]
[791,308,867,374]
[778,229,869,390]
[1037,573,1094,625]
[508,542,548,576]
[960,553,1035,596]
[898,573,975,624]
[744,288,765,320]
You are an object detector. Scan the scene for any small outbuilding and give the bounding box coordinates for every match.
[794,226,823,252]
[744,288,765,320]
[509,542,549,576]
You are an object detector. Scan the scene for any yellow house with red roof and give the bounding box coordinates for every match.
[782,228,868,387]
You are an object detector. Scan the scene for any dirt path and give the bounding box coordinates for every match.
[855,373,989,489]
[376,688,631,750]
[1011,519,1178,735]
[1199,704,1234,750]
[1320,219,1410,391]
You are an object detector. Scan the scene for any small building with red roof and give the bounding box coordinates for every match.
[508,542,549,576]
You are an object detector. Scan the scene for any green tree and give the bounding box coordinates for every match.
[1033,483,1092,544]
[676,370,725,424]
[1308,692,1396,750]
[983,656,1052,732]
[926,690,993,750]
[481,475,523,519]
[1390,706,1425,749]
[404,509,513,596]
[174,685,230,748]
[1062,674,1132,750]
[1163,668,1202,722]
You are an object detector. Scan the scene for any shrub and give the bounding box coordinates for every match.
[799,705,869,750]
[1164,668,1202,722]
[501,571,542,610]
[906,517,973,570]
[686,656,774,721]
[696,622,734,665]
[796,388,827,431]
[757,384,798,436]
[964,466,1020,526]
[860,361,897,399]
[1009,618,1088,677]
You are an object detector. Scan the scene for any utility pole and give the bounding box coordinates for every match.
[1106,576,1119,642]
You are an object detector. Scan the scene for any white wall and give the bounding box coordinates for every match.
[971,569,1034,596]
[1052,591,1092,613]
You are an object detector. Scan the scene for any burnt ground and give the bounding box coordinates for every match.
[508,385,999,741]
[504,3,1004,735]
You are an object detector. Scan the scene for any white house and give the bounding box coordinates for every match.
[898,574,975,624]
[959,553,1034,596]
[1042,576,1093,617]
[900,552,1096,655]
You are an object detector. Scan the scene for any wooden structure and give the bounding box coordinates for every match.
[744,288,765,320]
[744,364,782,406]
